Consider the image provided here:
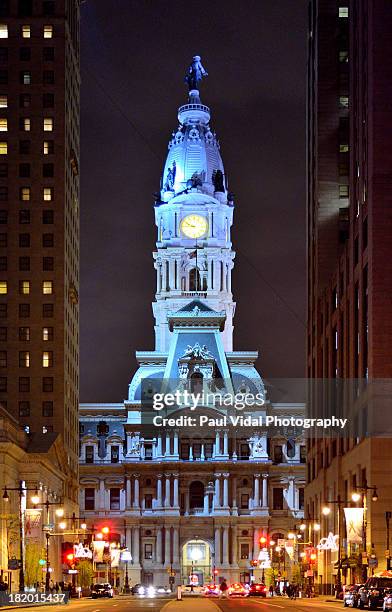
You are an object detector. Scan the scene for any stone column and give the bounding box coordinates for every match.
[262,474,268,508]
[173,474,179,508]
[133,475,140,508]
[157,434,163,457]
[223,473,229,507]
[126,526,132,551]
[223,430,229,456]
[132,526,140,564]
[165,433,171,457]
[254,474,260,507]
[169,259,175,291]
[231,526,238,565]
[227,263,232,293]
[173,527,180,564]
[207,259,213,290]
[203,488,209,514]
[156,527,162,564]
[214,431,220,457]
[214,527,221,565]
[165,527,171,565]
[232,477,237,509]
[173,431,179,457]
[157,475,163,507]
[288,477,295,509]
[162,259,167,292]
[165,474,171,508]
[214,474,221,509]
[99,479,105,510]
[222,263,227,291]
[222,526,229,564]
[156,263,161,293]
[253,528,260,561]
[176,258,181,290]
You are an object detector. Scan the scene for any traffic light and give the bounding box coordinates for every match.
[101,526,110,535]
[61,543,75,567]
[213,569,219,576]
[259,535,268,547]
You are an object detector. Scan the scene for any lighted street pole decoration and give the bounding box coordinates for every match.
[351,485,378,582]
[322,495,356,597]
[2,482,44,592]
[297,519,321,590]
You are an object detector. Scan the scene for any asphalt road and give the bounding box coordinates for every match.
[3,595,345,611]
[214,596,343,611]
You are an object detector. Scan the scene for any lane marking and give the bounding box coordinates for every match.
[253,602,285,609]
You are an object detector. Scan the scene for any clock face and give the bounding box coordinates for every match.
[180,214,208,239]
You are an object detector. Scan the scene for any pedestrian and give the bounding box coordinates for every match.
[269,584,274,597]
[219,579,228,598]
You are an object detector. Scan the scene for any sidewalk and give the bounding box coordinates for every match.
[162,597,220,612]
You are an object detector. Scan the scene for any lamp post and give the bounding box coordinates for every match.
[351,485,378,582]
[322,495,355,597]
[297,518,321,592]
[2,481,44,592]
[386,512,392,572]
[40,494,64,591]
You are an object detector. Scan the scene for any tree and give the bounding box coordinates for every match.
[264,567,279,587]
[24,543,43,587]
[77,559,94,588]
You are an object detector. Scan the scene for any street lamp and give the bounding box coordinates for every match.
[351,485,378,582]
[2,481,44,592]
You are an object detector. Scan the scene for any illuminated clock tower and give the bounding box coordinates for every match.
[153,58,236,352]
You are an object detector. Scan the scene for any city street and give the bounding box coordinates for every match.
[1,596,344,612]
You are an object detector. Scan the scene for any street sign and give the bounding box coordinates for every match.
[190,574,198,585]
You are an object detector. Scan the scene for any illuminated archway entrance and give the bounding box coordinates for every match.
[181,539,212,586]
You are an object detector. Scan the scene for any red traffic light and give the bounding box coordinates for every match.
[213,569,219,575]
[259,535,268,546]
[66,553,74,562]
[101,526,110,534]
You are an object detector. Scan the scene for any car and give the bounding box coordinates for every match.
[343,584,363,607]
[156,586,171,594]
[131,584,156,597]
[248,583,268,597]
[91,583,113,598]
[228,583,248,597]
[204,584,220,596]
[358,577,392,609]
[383,589,392,611]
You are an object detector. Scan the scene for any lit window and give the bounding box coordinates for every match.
[22,71,31,85]
[0,95,7,108]
[0,118,7,131]
[43,140,54,155]
[339,144,349,153]
[19,351,30,367]
[43,118,53,131]
[42,351,53,367]
[43,25,53,38]
[339,51,349,63]
[42,280,53,294]
[0,142,7,154]
[339,7,348,18]
[339,185,349,198]
[19,280,30,295]
[42,327,53,341]
[339,96,349,108]
[0,280,7,294]
[20,187,31,201]
[23,118,31,131]
[22,25,31,38]
[0,25,8,38]
[43,187,52,201]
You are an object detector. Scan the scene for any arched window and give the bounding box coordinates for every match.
[189,267,201,291]
[189,481,204,509]
[190,372,203,394]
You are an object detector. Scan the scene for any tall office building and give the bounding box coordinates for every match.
[0,0,80,498]
[306,0,392,593]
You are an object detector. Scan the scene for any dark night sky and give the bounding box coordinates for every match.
[80,0,307,402]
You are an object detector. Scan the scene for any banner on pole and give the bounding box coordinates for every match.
[344,507,364,544]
